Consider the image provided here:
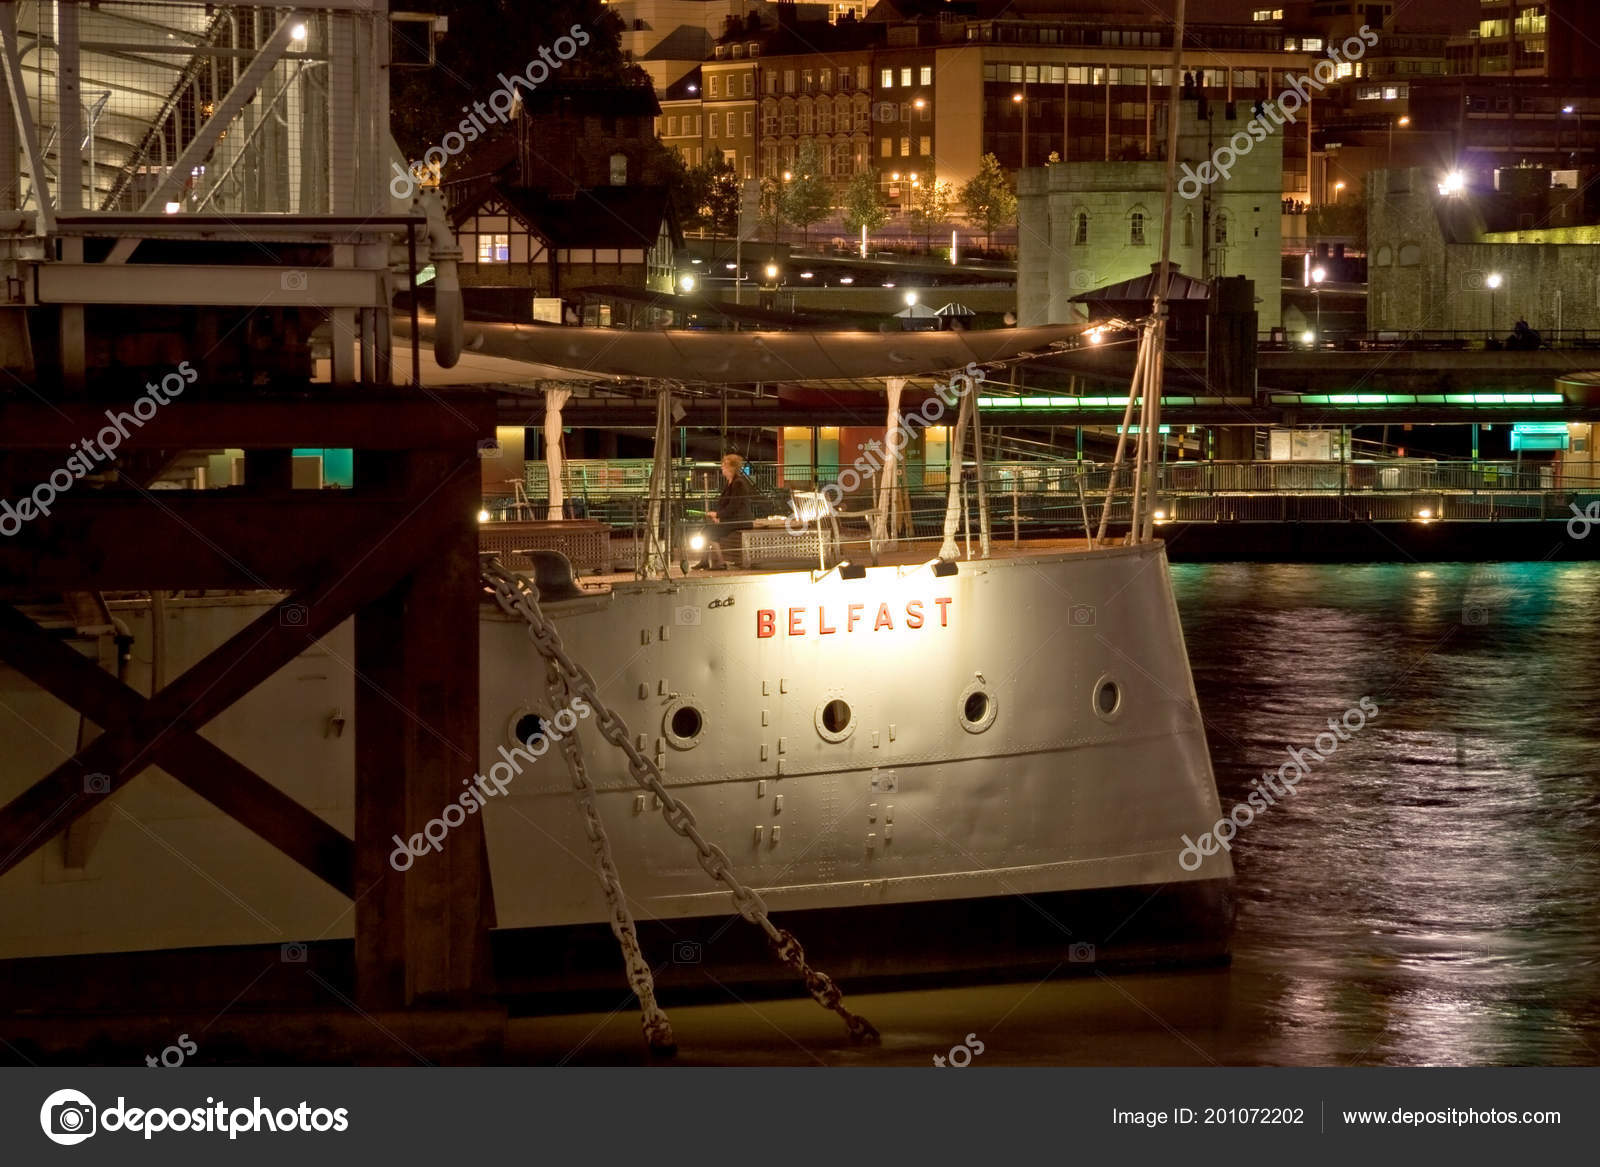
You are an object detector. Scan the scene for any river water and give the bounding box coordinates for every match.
[511,562,1600,1066]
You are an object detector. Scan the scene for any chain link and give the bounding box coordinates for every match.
[482,557,880,1045]
[542,659,676,1055]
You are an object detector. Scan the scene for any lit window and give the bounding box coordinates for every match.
[478,234,509,263]
[1303,37,1323,51]
[900,136,911,156]
[919,135,931,155]
[901,67,912,86]
[920,65,932,86]
[882,68,894,88]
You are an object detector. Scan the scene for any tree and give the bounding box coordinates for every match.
[663,148,702,230]
[959,153,1017,250]
[703,156,742,240]
[907,173,957,251]
[759,173,788,243]
[1309,195,1366,244]
[390,0,635,173]
[841,168,888,240]
[785,141,833,243]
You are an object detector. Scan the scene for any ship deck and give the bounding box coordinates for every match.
[564,535,1133,592]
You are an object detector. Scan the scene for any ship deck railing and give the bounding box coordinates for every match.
[497,459,1600,538]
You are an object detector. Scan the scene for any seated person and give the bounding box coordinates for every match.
[698,453,754,568]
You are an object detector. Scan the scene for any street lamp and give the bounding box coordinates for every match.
[1486,271,1503,338]
[1388,115,1410,168]
[904,290,918,306]
[1311,265,1326,344]
[1333,181,1347,200]
[764,263,779,281]
[1439,169,1465,195]
[679,273,696,293]
[1012,91,1029,168]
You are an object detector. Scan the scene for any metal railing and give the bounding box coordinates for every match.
[491,459,1600,541]
[1259,328,1600,351]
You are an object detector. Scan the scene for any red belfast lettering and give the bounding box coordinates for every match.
[756,598,951,636]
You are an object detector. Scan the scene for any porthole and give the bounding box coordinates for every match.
[508,708,547,749]
[663,697,706,750]
[815,695,855,742]
[1092,675,1123,721]
[958,681,998,734]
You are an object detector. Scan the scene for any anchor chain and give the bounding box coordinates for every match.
[481,556,880,1045]
[541,659,676,1055]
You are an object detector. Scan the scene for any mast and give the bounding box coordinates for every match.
[1140,0,1186,544]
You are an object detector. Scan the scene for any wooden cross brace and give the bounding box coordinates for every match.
[0,478,466,891]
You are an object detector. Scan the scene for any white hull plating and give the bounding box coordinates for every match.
[0,543,1230,961]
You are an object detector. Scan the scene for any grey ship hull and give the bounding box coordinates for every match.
[0,541,1233,995]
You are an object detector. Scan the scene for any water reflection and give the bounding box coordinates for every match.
[1176,562,1600,1066]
